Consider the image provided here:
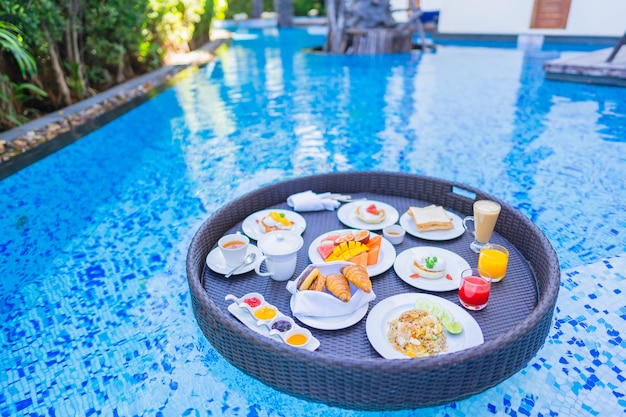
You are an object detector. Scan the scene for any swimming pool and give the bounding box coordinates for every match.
[0,27,624,416]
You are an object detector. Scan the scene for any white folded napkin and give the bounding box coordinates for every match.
[286,280,376,317]
[287,191,340,212]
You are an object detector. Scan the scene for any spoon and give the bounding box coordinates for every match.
[224,252,256,278]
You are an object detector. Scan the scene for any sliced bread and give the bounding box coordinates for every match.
[407,205,453,232]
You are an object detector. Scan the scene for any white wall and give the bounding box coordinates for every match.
[438,0,626,37]
[420,0,443,11]
[566,0,626,36]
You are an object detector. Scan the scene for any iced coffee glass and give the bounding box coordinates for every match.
[462,200,501,253]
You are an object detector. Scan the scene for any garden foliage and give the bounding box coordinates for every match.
[0,0,214,131]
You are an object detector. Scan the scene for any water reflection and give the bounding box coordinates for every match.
[174,29,625,268]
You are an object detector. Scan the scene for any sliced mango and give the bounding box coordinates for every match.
[269,211,292,226]
[326,241,367,262]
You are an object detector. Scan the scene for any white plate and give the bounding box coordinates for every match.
[337,201,400,230]
[206,244,262,275]
[307,230,396,277]
[399,211,465,241]
[393,247,470,292]
[242,209,307,241]
[366,293,483,359]
[227,304,320,351]
[290,297,369,330]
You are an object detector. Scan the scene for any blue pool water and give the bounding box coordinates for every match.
[1,28,625,416]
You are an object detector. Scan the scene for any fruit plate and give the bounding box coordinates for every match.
[307,230,396,277]
[366,293,483,359]
[337,200,400,230]
[393,247,470,292]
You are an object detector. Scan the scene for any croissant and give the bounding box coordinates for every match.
[299,267,320,290]
[310,273,326,291]
[341,265,372,293]
[325,274,351,302]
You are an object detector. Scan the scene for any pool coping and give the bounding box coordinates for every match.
[0,34,231,181]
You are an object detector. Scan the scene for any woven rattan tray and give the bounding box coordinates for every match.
[186,172,560,410]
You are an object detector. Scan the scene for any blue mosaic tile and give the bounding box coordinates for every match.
[1,28,625,416]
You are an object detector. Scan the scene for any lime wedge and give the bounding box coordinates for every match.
[429,303,444,318]
[415,299,461,333]
[439,309,455,326]
[445,321,463,334]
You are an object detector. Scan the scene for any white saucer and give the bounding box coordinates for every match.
[393,246,470,292]
[206,245,262,275]
[337,200,400,231]
[399,211,465,241]
[242,209,307,241]
[290,296,369,330]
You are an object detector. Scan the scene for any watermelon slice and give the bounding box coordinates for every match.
[317,243,336,260]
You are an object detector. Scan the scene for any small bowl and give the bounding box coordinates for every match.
[383,224,405,245]
[225,292,265,307]
[271,327,313,348]
[265,316,296,333]
[237,300,279,324]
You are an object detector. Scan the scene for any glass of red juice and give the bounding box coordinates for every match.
[458,268,492,310]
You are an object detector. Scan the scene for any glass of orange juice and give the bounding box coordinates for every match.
[478,243,509,282]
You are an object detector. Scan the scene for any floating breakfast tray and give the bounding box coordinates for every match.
[186,172,560,410]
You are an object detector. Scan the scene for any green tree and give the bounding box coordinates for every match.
[0,21,47,129]
[0,0,214,132]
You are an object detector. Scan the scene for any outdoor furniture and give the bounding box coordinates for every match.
[607,30,626,63]
[186,171,560,410]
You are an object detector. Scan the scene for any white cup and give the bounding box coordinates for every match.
[218,233,250,266]
[383,224,405,245]
[255,231,303,281]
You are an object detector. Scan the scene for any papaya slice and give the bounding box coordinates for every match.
[349,251,369,267]
[366,235,382,251]
[367,246,380,265]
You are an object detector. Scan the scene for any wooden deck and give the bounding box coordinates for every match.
[544,46,626,87]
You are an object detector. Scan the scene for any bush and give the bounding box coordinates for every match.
[293,0,325,16]
[219,0,324,18]
[0,0,214,131]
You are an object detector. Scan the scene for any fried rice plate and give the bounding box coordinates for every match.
[387,309,447,357]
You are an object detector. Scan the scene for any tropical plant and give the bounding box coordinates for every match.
[218,0,323,19]
[0,21,47,129]
[0,0,214,133]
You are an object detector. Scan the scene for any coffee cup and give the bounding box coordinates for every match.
[218,233,250,266]
[462,200,501,253]
[255,231,304,281]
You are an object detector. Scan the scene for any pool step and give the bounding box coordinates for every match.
[544,46,626,87]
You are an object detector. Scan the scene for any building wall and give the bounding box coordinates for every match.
[421,0,443,11]
[438,0,626,37]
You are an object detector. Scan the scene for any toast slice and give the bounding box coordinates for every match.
[407,205,453,232]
